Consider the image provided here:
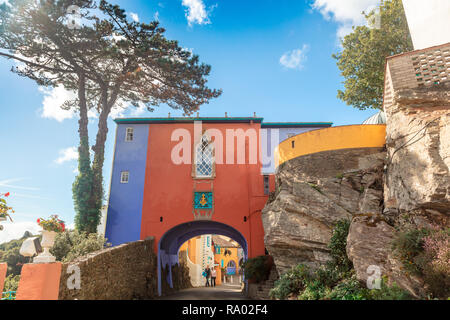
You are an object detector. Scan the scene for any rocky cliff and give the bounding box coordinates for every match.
[262,147,386,275]
[384,83,449,223]
[262,83,449,298]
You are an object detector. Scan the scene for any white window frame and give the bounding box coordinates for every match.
[120,171,130,184]
[125,127,134,142]
[193,133,215,179]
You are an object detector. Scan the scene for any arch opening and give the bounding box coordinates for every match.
[157,220,248,296]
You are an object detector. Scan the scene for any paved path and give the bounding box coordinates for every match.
[161,284,249,300]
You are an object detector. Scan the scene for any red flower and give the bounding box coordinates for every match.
[4,192,10,197]
[61,223,65,231]
[37,218,40,224]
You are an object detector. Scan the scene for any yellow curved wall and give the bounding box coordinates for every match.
[276,124,386,167]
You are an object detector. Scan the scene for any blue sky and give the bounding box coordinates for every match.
[0,0,383,243]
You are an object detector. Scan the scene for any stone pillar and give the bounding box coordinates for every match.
[16,263,62,300]
[0,263,7,294]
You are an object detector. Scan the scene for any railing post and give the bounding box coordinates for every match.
[16,263,62,300]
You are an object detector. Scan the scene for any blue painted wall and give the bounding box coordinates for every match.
[261,127,325,174]
[105,124,149,246]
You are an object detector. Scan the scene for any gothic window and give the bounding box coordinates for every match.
[194,134,214,178]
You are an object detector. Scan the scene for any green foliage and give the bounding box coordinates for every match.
[392,227,449,299]
[0,0,222,235]
[270,264,312,300]
[297,278,330,300]
[270,219,410,300]
[308,183,322,194]
[242,255,272,283]
[368,277,411,300]
[0,193,14,221]
[50,230,108,263]
[3,274,20,292]
[0,233,34,276]
[333,0,413,110]
[392,228,430,274]
[37,214,65,233]
[328,219,353,273]
[325,274,370,300]
[73,138,99,234]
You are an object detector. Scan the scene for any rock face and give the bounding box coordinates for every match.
[346,215,395,285]
[262,147,386,274]
[384,83,450,221]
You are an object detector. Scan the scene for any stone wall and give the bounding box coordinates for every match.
[262,147,386,274]
[247,266,279,300]
[59,238,158,300]
[58,238,192,300]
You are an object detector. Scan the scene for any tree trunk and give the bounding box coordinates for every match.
[78,73,89,161]
[73,73,96,232]
[88,88,113,233]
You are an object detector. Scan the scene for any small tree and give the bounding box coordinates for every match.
[333,0,413,110]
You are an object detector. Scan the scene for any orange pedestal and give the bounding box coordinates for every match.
[0,263,7,293]
[16,263,62,300]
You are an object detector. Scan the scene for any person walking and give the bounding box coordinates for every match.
[211,267,217,287]
[204,265,211,287]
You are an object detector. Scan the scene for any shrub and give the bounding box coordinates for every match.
[392,228,430,274]
[298,279,330,300]
[242,255,272,283]
[421,229,450,298]
[368,277,411,300]
[3,274,20,292]
[50,230,108,263]
[325,274,370,300]
[328,219,353,273]
[392,227,449,299]
[269,264,311,300]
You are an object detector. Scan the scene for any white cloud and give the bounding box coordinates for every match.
[39,86,98,122]
[0,221,42,244]
[0,178,39,191]
[130,103,148,117]
[39,86,147,122]
[129,12,139,22]
[280,44,310,70]
[312,0,379,38]
[55,147,78,165]
[182,0,212,26]
[39,86,77,122]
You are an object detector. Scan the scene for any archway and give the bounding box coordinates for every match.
[157,220,248,296]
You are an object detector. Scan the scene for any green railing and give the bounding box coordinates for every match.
[1,291,16,300]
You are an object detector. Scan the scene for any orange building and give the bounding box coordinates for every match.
[105,117,332,295]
